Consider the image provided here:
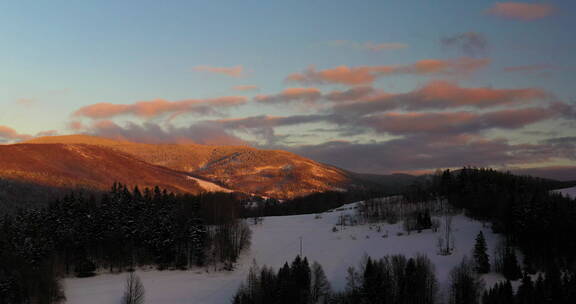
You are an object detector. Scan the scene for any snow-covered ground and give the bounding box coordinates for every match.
[64,202,505,304]
[554,186,576,199]
[186,176,233,193]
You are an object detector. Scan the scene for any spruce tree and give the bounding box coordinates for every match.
[473,231,490,274]
[502,248,522,280]
[516,273,534,304]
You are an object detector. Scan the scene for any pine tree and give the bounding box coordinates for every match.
[473,231,490,274]
[502,248,522,280]
[516,273,534,304]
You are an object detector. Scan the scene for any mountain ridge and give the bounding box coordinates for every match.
[20,135,355,199]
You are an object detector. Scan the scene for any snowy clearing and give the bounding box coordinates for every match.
[554,186,576,199]
[64,202,505,304]
[186,176,233,193]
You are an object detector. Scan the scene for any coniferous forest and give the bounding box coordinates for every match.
[0,183,251,304]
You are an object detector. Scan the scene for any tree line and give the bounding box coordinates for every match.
[431,168,576,269]
[241,189,389,218]
[0,183,252,304]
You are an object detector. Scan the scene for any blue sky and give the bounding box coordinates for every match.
[1,0,575,177]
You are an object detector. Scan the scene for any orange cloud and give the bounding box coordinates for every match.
[16,98,35,106]
[333,81,549,114]
[287,58,490,85]
[233,85,259,91]
[255,88,322,104]
[193,65,244,77]
[487,2,555,21]
[0,125,32,142]
[73,96,247,119]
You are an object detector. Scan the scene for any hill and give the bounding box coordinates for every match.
[25,135,353,199]
[0,143,205,205]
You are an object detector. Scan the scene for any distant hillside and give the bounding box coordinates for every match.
[26,135,354,199]
[0,143,204,200]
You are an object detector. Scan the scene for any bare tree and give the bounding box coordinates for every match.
[122,272,145,304]
[310,261,331,303]
[438,214,455,255]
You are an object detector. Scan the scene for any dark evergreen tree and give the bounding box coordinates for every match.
[502,248,522,280]
[516,273,534,304]
[473,231,490,274]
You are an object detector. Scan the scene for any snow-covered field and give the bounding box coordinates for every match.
[64,202,504,303]
[555,186,576,199]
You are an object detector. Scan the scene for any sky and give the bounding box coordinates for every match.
[1,0,575,178]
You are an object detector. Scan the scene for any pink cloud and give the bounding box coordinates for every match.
[233,85,259,91]
[193,65,244,77]
[333,81,549,114]
[0,125,32,142]
[16,98,35,106]
[255,88,322,104]
[487,2,555,21]
[73,96,247,119]
[287,58,490,86]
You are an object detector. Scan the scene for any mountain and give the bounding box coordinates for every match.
[21,135,353,199]
[0,143,206,197]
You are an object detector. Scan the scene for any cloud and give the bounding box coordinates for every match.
[332,81,549,114]
[255,88,322,104]
[503,64,557,73]
[233,85,259,91]
[287,58,490,86]
[211,114,328,145]
[35,130,59,137]
[215,114,327,129]
[16,98,35,106]
[511,166,576,181]
[290,134,567,174]
[193,65,244,77]
[83,120,247,146]
[330,40,408,51]
[441,32,488,57]
[362,107,556,135]
[73,96,247,120]
[324,86,377,102]
[0,125,32,142]
[487,2,555,21]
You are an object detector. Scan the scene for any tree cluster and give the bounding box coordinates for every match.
[0,183,251,304]
[432,168,576,269]
[482,267,576,304]
[233,254,438,304]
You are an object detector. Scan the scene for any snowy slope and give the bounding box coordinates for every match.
[554,186,576,199]
[64,202,505,304]
[186,176,233,193]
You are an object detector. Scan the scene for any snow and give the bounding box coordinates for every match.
[64,201,506,304]
[186,176,232,193]
[554,186,576,199]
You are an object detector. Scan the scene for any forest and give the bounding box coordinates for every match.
[0,183,251,304]
[232,253,576,304]
[232,255,576,304]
